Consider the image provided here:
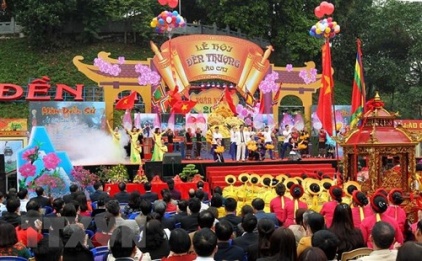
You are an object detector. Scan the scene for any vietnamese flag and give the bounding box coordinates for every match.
[172,100,197,114]
[316,40,334,136]
[224,86,237,115]
[115,91,137,110]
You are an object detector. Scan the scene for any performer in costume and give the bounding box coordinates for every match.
[211,126,223,161]
[270,183,292,226]
[166,128,174,152]
[229,126,238,161]
[263,126,274,160]
[320,186,343,228]
[360,193,403,247]
[298,130,310,157]
[195,127,203,159]
[185,128,193,159]
[280,125,292,159]
[137,128,145,159]
[385,189,406,236]
[131,140,143,164]
[284,184,308,228]
[351,190,372,229]
[235,125,247,162]
[106,120,121,147]
[126,126,143,163]
[318,128,327,157]
[151,128,165,161]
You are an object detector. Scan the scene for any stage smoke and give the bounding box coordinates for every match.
[45,122,128,166]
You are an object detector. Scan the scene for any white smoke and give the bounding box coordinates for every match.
[46,121,129,166]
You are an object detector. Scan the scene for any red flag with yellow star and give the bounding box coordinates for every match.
[316,40,334,136]
[115,91,137,110]
[171,100,197,114]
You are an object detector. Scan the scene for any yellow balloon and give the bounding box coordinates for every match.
[325,27,331,33]
[150,21,157,28]
[316,28,322,34]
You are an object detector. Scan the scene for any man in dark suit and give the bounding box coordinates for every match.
[214,220,245,261]
[90,181,108,202]
[173,200,188,223]
[63,184,79,203]
[252,198,279,226]
[180,198,201,232]
[233,213,258,251]
[141,182,158,202]
[219,197,242,236]
[166,179,181,201]
[114,182,130,203]
[196,181,209,201]
[30,186,51,208]
[0,197,21,226]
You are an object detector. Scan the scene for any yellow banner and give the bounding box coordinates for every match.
[151,35,272,105]
[190,88,239,113]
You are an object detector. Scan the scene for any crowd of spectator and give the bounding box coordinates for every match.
[0,179,421,261]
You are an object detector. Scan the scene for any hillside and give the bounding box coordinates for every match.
[0,38,352,118]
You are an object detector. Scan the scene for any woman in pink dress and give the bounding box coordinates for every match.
[320,186,343,228]
[284,184,308,227]
[385,188,406,237]
[351,190,373,229]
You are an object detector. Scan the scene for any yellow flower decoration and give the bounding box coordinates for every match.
[265,144,275,150]
[215,146,225,153]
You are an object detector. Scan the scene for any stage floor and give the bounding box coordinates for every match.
[80,157,339,181]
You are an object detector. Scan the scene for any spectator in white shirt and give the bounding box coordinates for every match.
[17,189,29,213]
[263,126,274,160]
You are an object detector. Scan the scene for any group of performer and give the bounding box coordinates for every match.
[107,120,324,163]
[213,124,312,162]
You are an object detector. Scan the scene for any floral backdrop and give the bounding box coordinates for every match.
[17,127,74,198]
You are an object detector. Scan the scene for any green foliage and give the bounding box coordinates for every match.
[180,164,199,181]
[0,102,28,118]
[98,164,129,183]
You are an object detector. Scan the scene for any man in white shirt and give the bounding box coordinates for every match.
[280,125,292,159]
[236,125,248,162]
[17,189,29,213]
[262,126,274,160]
[229,126,238,161]
[357,221,397,261]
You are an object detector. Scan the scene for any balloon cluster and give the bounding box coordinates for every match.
[158,0,179,9]
[314,1,334,18]
[150,10,186,33]
[309,17,340,39]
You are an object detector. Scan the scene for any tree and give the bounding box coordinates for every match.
[363,0,422,113]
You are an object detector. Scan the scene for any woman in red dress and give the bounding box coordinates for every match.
[284,184,308,227]
[320,186,343,228]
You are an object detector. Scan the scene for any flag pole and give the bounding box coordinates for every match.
[325,38,340,162]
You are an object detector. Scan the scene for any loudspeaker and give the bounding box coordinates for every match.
[144,161,163,181]
[0,154,5,193]
[162,152,182,165]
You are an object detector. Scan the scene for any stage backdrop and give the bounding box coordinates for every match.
[29,102,126,165]
[16,127,74,198]
[0,118,28,173]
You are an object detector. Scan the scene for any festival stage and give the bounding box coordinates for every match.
[81,157,339,190]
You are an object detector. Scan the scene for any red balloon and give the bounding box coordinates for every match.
[168,0,178,8]
[158,0,167,6]
[314,7,324,18]
[326,3,335,15]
